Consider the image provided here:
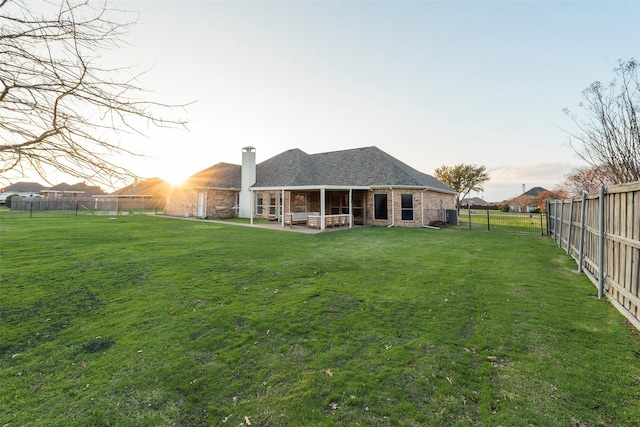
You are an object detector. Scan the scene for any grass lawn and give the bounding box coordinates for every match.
[455,210,547,234]
[1,216,638,426]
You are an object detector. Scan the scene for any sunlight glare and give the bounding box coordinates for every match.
[164,172,189,187]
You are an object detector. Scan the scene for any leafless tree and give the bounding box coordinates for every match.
[563,59,640,184]
[0,0,188,187]
[562,165,615,196]
[535,189,568,212]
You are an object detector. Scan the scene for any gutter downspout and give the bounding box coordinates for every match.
[388,187,395,228]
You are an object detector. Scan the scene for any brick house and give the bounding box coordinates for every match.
[507,186,547,213]
[165,146,456,229]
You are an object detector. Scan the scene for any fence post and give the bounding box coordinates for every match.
[75,200,79,216]
[29,201,33,218]
[546,200,553,237]
[577,191,587,273]
[468,206,471,230]
[597,186,605,299]
[553,199,558,242]
[539,211,544,236]
[566,198,574,255]
[486,209,490,232]
[558,200,564,249]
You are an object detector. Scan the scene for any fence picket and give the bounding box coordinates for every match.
[547,181,640,330]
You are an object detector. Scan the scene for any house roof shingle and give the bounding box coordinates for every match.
[44,182,106,196]
[256,146,453,191]
[184,146,454,192]
[184,162,242,189]
[2,181,46,192]
[522,186,546,197]
[111,178,171,196]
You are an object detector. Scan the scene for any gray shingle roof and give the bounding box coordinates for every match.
[3,181,46,192]
[185,162,241,188]
[111,178,172,196]
[46,182,106,195]
[522,186,547,197]
[255,146,453,191]
[185,147,453,192]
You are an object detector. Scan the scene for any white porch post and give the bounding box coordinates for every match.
[249,189,253,225]
[281,189,285,228]
[320,187,326,231]
[349,188,353,229]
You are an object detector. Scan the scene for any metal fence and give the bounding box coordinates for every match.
[442,208,547,235]
[547,181,640,330]
[1,196,165,219]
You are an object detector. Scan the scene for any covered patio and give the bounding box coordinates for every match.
[249,186,369,231]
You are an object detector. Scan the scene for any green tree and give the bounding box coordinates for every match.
[434,163,490,210]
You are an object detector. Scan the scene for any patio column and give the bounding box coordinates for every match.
[349,188,353,228]
[249,189,253,225]
[320,188,326,230]
[281,189,285,228]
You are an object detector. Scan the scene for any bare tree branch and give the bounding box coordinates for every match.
[563,59,640,184]
[0,0,190,188]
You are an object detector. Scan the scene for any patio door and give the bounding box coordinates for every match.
[352,191,366,225]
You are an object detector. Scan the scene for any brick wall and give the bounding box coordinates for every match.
[165,187,455,226]
[165,188,237,218]
[366,189,455,227]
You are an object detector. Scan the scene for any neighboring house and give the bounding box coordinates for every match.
[41,182,106,198]
[507,186,547,212]
[0,181,46,204]
[166,146,457,229]
[460,197,489,207]
[111,178,172,197]
[101,178,171,213]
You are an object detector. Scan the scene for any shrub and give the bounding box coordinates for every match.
[4,194,19,208]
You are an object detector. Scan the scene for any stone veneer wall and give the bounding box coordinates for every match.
[165,188,238,218]
[205,190,238,218]
[164,187,198,217]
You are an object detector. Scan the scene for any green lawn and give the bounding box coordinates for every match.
[455,209,547,234]
[1,216,638,426]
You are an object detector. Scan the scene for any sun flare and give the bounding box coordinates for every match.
[163,172,189,187]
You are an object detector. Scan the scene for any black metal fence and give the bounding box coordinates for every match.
[442,208,547,235]
[0,196,165,219]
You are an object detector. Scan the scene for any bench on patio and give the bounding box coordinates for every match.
[284,212,319,228]
[307,214,352,229]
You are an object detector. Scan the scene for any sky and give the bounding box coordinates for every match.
[4,0,640,201]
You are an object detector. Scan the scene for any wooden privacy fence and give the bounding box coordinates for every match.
[5,196,165,218]
[547,181,640,330]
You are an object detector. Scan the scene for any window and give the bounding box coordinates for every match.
[374,194,388,220]
[401,194,414,221]
[256,196,263,215]
[292,193,307,212]
[269,196,276,216]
